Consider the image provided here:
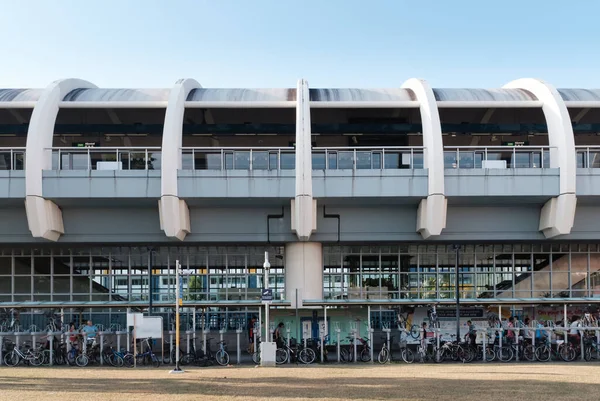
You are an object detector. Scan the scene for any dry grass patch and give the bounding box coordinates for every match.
[0,363,598,401]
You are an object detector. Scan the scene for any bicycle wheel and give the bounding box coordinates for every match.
[484,347,496,362]
[498,346,513,362]
[29,351,44,367]
[377,347,389,364]
[151,354,161,368]
[252,351,261,364]
[585,346,594,362]
[360,348,371,362]
[298,348,316,364]
[535,346,550,362]
[275,348,288,365]
[75,354,89,367]
[401,348,414,364]
[111,354,124,367]
[340,348,350,362]
[522,344,535,362]
[123,354,135,368]
[560,345,576,362]
[215,350,229,366]
[4,350,20,367]
[42,349,52,366]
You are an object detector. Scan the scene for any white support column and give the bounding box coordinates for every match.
[401,78,446,239]
[292,79,316,241]
[285,242,323,308]
[25,78,97,241]
[159,78,201,240]
[504,79,577,237]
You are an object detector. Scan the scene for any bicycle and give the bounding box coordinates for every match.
[276,338,316,364]
[127,338,160,368]
[340,336,371,362]
[378,335,414,364]
[4,341,43,366]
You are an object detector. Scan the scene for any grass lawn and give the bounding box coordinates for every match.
[0,363,598,400]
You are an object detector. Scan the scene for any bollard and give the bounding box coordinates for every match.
[168,331,174,364]
[99,332,104,365]
[235,327,242,365]
[48,333,54,366]
[203,328,209,356]
[482,329,487,363]
[320,328,325,363]
[186,330,192,354]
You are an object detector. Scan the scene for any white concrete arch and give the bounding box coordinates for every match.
[503,79,577,238]
[291,79,316,241]
[401,78,447,238]
[25,78,97,241]
[159,78,201,241]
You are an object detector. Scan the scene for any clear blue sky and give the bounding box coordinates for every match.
[0,0,597,89]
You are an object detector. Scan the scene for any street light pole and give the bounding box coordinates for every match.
[454,245,461,341]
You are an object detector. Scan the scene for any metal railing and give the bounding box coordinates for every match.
[0,147,25,171]
[181,147,295,170]
[443,146,553,169]
[576,146,600,168]
[48,147,161,170]
[312,147,425,170]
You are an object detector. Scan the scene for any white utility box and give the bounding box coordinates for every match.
[260,341,277,367]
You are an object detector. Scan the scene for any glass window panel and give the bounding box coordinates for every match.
[280,153,295,170]
[312,153,325,170]
[234,151,250,170]
[252,151,268,170]
[338,152,353,169]
[327,153,337,170]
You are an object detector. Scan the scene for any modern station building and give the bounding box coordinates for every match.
[1,77,600,336]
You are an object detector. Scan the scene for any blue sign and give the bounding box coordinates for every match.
[178,280,183,300]
[261,289,273,302]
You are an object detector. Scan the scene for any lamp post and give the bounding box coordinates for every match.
[454,245,461,341]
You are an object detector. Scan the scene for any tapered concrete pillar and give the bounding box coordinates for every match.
[285,242,323,308]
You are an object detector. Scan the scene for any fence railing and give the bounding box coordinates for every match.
[48,147,161,171]
[312,146,425,170]
[181,147,295,170]
[576,146,600,168]
[443,146,553,169]
[0,147,25,171]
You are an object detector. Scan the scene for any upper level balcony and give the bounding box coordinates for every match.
[178,147,295,199]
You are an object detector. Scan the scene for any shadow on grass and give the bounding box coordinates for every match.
[0,371,596,400]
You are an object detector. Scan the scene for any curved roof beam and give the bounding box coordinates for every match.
[402,78,446,239]
[504,78,577,237]
[292,79,316,241]
[159,79,201,241]
[25,79,97,241]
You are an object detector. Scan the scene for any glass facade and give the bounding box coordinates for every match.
[323,244,600,300]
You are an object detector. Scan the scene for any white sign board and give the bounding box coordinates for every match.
[135,316,163,339]
[127,313,143,327]
[97,161,123,170]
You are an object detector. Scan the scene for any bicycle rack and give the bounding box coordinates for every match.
[203,326,210,356]
[235,322,243,365]
[368,320,374,363]
[219,322,227,344]
[334,322,341,363]
[382,322,391,364]
[350,321,358,363]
